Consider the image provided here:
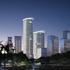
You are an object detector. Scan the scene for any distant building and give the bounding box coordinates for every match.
[8,37,12,45]
[59,38,65,53]
[7,37,13,52]
[63,30,70,39]
[60,30,70,53]
[60,38,70,53]
[22,17,34,58]
[47,35,59,56]
[14,36,22,53]
[33,31,45,59]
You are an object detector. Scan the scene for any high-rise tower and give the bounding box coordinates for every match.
[47,35,59,56]
[22,17,34,58]
[14,36,22,53]
[63,31,70,39]
[33,31,46,59]
[7,37,13,53]
[60,30,70,52]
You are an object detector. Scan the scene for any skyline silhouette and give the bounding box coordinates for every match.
[0,0,70,42]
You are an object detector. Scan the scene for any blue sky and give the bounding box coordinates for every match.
[0,0,70,42]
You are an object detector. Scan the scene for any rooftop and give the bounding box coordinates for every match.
[23,17,34,21]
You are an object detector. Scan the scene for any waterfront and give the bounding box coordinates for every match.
[0,63,70,70]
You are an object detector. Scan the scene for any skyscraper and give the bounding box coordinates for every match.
[59,38,65,53]
[14,36,22,53]
[47,35,59,56]
[63,30,70,39]
[22,17,34,58]
[8,37,12,45]
[60,38,70,53]
[33,31,45,59]
[61,30,70,52]
[7,37,13,52]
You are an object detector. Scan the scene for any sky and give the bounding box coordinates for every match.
[0,0,70,42]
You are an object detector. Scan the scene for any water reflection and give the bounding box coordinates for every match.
[0,63,70,70]
[0,62,41,70]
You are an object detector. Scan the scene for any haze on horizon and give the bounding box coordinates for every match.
[0,0,70,42]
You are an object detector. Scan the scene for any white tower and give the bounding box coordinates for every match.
[33,31,45,59]
[22,17,34,58]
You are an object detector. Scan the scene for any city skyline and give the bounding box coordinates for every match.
[0,0,70,42]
